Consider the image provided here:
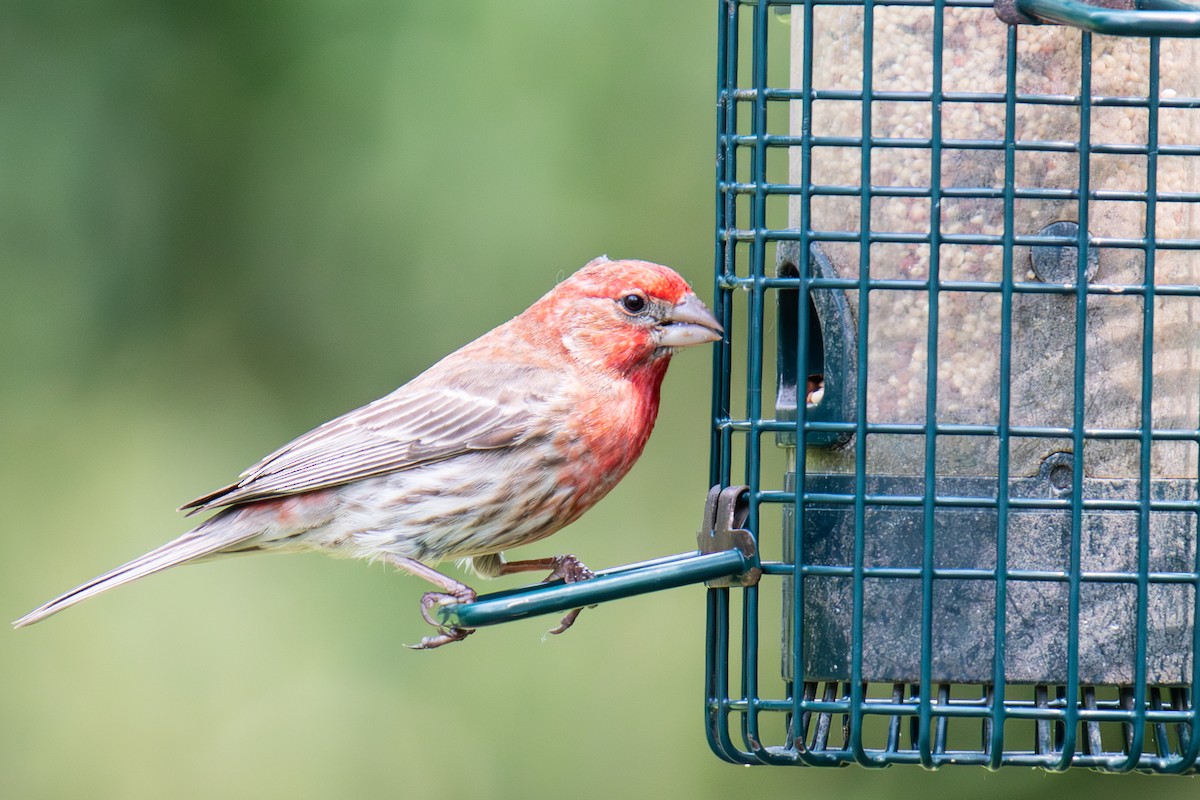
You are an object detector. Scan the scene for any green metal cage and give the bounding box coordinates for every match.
[707,0,1200,772]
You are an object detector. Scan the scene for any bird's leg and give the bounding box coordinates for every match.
[473,553,595,636]
[379,554,477,649]
[475,552,594,582]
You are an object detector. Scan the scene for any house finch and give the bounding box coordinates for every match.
[13,256,722,648]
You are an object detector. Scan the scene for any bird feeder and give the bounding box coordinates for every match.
[707,0,1200,771]
[440,0,1200,774]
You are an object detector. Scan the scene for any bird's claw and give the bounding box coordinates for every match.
[418,589,476,627]
[406,626,475,650]
[408,588,476,650]
[546,606,586,636]
[544,554,594,584]
[543,554,596,637]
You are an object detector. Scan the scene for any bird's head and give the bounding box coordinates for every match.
[528,256,724,375]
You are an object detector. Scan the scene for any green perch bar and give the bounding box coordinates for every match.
[437,548,754,630]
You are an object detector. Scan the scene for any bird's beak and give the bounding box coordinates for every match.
[657,293,724,348]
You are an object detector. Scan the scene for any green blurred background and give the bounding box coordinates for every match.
[1,2,1194,797]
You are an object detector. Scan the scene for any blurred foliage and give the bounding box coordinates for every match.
[2,2,1197,799]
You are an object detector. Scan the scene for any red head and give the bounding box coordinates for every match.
[521,256,723,375]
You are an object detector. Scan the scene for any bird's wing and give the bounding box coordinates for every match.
[180,362,560,514]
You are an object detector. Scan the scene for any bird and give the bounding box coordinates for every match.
[13,256,723,648]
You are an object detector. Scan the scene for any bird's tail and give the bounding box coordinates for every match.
[12,514,257,629]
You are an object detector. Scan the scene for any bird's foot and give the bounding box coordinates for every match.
[406,588,477,650]
[407,625,475,650]
[542,554,595,638]
[543,554,594,584]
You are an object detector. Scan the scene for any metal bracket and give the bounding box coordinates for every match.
[696,485,761,588]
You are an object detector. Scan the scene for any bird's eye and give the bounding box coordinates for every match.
[619,293,647,314]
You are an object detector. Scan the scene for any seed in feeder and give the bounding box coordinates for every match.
[807,374,826,407]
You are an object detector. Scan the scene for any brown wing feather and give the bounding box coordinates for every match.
[181,360,560,514]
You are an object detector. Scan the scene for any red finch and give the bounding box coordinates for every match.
[14,257,722,648]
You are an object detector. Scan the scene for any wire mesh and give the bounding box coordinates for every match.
[708,0,1200,771]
